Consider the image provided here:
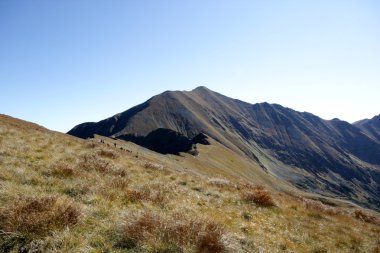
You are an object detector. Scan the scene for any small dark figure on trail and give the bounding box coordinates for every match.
[114,143,117,148]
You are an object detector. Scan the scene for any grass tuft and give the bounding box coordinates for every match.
[144,162,165,170]
[116,210,227,252]
[79,153,126,176]
[51,162,77,178]
[303,199,341,216]
[241,187,275,207]
[353,209,378,224]
[98,149,119,159]
[0,196,80,236]
[124,188,165,205]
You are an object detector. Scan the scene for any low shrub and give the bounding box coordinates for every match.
[51,162,76,178]
[111,177,129,190]
[116,211,226,253]
[62,184,90,198]
[125,189,151,203]
[80,154,113,172]
[353,209,378,224]
[124,188,165,205]
[79,154,126,176]
[242,188,275,207]
[0,196,80,236]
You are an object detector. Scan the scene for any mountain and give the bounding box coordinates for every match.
[68,86,380,210]
[2,114,380,252]
[354,114,380,143]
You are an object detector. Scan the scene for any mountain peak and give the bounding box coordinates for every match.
[191,86,211,92]
[68,87,380,210]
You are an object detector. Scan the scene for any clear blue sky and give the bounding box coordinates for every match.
[1,0,379,132]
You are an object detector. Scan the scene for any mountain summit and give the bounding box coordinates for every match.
[68,86,380,210]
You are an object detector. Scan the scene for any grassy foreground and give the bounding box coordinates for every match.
[0,114,379,253]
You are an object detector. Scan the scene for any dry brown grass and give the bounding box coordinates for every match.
[241,187,275,207]
[79,153,114,172]
[0,196,80,236]
[303,199,343,216]
[98,149,119,159]
[86,141,98,149]
[208,178,236,190]
[1,115,380,253]
[353,209,379,224]
[79,153,126,176]
[143,161,165,170]
[116,210,227,252]
[50,162,77,178]
[111,177,129,190]
[124,187,165,205]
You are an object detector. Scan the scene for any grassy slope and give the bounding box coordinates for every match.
[0,114,379,253]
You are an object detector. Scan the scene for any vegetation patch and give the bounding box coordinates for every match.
[116,210,227,253]
[98,149,119,159]
[242,211,252,221]
[0,196,80,236]
[79,153,126,176]
[144,161,165,170]
[1,115,380,252]
[123,188,165,205]
[208,178,236,190]
[241,187,275,207]
[353,209,379,224]
[303,199,342,216]
[50,162,77,178]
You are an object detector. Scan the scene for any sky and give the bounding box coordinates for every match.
[1,0,379,132]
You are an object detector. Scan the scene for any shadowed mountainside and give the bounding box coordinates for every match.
[68,86,380,210]
[117,129,209,155]
[355,114,380,143]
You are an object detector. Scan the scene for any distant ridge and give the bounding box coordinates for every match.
[354,114,380,142]
[68,86,380,210]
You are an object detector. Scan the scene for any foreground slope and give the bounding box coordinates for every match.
[68,87,380,210]
[1,114,380,252]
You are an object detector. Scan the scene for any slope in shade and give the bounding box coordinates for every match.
[354,114,380,143]
[68,86,380,210]
[117,128,209,155]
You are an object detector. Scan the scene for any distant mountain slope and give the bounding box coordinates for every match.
[355,114,380,143]
[68,86,380,210]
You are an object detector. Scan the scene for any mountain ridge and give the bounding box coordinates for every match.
[68,86,380,210]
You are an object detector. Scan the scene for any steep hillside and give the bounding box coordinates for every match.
[355,114,380,142]
[1,114,380,252]
[68,87,380,210]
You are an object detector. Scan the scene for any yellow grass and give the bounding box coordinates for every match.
[0,114,379,252]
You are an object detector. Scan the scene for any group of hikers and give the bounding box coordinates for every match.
[97,138,133,154]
